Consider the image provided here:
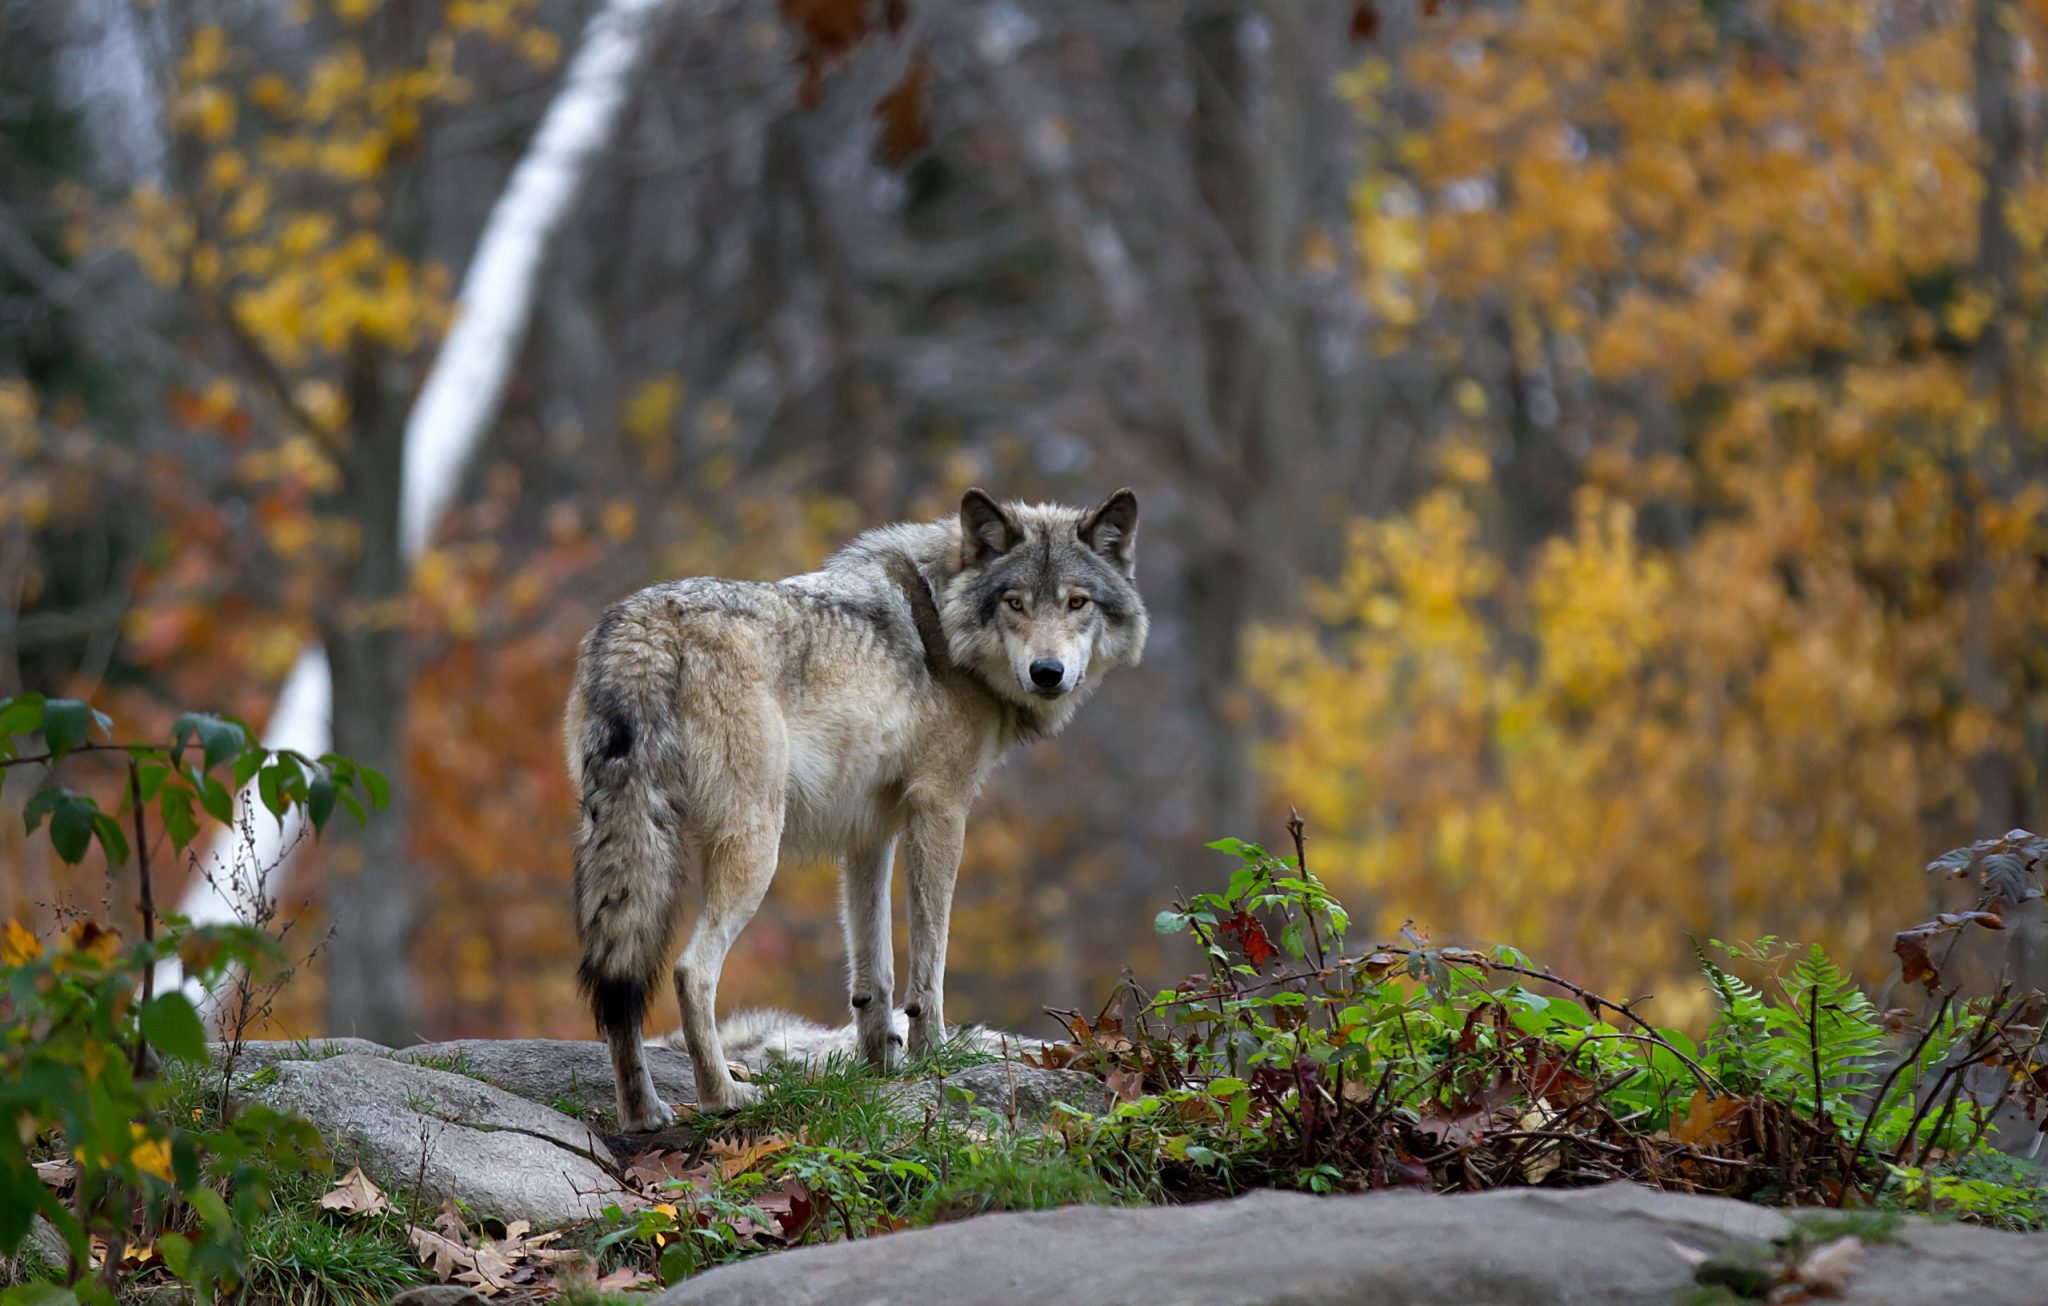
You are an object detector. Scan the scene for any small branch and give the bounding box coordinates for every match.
[1851,989,1954,1160]
[1808,979,1825,1125]
[129,758,157,1077]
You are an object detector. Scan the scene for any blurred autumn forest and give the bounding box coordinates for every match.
[5,0,2048,1046]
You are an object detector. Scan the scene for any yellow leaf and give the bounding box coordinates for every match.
[1,920,42,966]
[129,1125,174,1182]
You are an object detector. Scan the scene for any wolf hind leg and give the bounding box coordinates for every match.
[673,816,782,1112]
[841,838,899,1070]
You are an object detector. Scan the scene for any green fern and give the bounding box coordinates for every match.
[1772,944,1884,1126]
[1696,939,1885,1128]
[1695,938,1778,1095]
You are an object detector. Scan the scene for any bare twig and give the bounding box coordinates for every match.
[128,758,156,1078]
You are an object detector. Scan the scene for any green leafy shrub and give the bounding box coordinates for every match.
[0,693,386,1305]
[1072,824,2044,1215]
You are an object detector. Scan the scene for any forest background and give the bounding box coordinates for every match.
[5,0,2048,1047]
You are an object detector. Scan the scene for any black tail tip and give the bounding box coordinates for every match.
[579,962,648,1036]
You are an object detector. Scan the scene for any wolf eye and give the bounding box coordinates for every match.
[1005,594,1025,613]
[1068,594,1090,610]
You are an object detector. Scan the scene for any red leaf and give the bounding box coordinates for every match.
[873,52,931,167]
[1221,910,1278,970]
[1350,0,1379,41]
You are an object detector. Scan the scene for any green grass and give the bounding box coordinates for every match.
[240,1206,425,1306]
[915,1141,1123,1223]
[587,1041,1139,1284]
[398,1047,480,1079]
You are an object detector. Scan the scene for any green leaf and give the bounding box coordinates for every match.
[92,812,130,869]
[193,772,233,824]
[306,769,337,831]
[157,1232,193,1280]
[186,1185,232,1231]
[231,746,265,789]
[48,794,97,864]
[0,1151,43,1255]
[359,765,390,810]
[181,714,246,773]
[135,761,170,803]
[256,763,286,821]
[159,785,199,850]
[139,993,210,1063]
[41,699,94,762]
[0,693,44,740]
[21,786,62,835]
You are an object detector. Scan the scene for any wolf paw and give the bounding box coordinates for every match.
[620,1099,678,1133]
[700,1080,761,1113]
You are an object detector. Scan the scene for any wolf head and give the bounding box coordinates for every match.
[939,487,1149,726]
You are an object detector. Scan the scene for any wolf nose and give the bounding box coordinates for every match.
[1029,659,1065,689]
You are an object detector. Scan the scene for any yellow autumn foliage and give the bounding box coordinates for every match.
[1260,0,2048,1014]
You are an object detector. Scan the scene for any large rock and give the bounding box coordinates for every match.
[651,1182,2048,1306]
[392,1038,701,1118]
[386,1037,1105,1129]
[235,1054,635,1228]
[884,1062,1110,1122]
[208,1037,391,1077]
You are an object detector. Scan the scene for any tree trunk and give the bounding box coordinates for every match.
[1967,0,2034,985]
[320,335,417,1040]
[1179,2,1317,840]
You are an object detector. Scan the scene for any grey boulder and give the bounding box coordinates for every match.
[884,1061,1110,1122]
[391,1038,701,1116]
[208,1036,390,1076]
[651,1181,2048,1306]
[233,1053,634,1228]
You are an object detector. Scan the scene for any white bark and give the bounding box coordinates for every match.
[151,645,330,1001]
[166,0,692,1003]
[401,0,694,557]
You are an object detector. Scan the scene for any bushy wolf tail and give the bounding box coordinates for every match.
[571,613,686,1051]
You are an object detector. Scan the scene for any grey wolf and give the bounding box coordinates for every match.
[707,1008,1040,1069]
[567,488,1147,1128]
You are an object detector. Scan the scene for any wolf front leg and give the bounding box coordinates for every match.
[902,804,966,1059]
[842,838,900,1069]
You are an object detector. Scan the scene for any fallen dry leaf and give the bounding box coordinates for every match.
[708,1135,790,1179]
[407,1224,473,1282]
[594,1265,659,1291]
[1672,1091,1748,1148]
[753,1179,817,1242]
[34,1158,78,1192]
[319,1166,392,1217]
[1793,1234,1864,1296]
[1104,1066,1145,1104]
[1024,1041,1084,1070]
[1516,1105,1562,1184]
[624,1149,717,1195]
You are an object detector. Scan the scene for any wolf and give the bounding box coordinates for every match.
[567,488,1147,1128]
[707,1008,1041,1070]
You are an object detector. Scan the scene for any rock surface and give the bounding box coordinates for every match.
[233,1053,634,1227]
[650,1182,2048,1306]
[207,1036,390,1076]
[391,1038,701,1115]
[210,1037,1104,1226]
[884,1061,1110,1122]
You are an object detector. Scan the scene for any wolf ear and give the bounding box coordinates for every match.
[960,488,1021,565]
[1080,488,1139,575]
